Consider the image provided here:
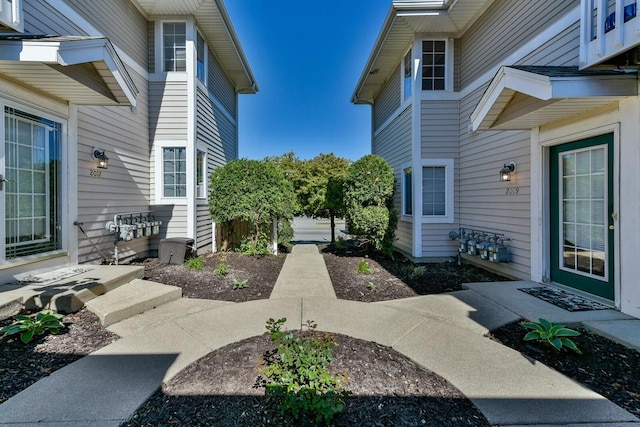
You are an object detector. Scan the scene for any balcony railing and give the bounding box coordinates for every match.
[580,0,640,69]
[0,0,23,32]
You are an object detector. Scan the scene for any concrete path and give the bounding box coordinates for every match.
[0,245,638,427]
[269,244,336,299]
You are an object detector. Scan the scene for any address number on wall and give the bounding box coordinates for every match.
[505,187,519,196]
[89,169,102,178]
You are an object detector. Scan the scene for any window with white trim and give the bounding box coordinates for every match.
[403,48,412,101]
[196,148,207,199]
[422,40,446,91]
[421,159,454,223]
[163,22,186,72]
[162,147,187,197]
[402,166,413,216]
[196,30,207,83]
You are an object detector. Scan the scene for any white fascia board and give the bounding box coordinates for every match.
[0,40,61,62]
[550,75,639,98]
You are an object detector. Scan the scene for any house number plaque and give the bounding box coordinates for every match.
[89,169,102,178]
[505,187,519,196]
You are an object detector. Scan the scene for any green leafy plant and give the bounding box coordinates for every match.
[257,318,350,425]
[356,260,371,274]
[214,263,228,276]
[232,279,249,289]
[217,252,227,263]
[185,256,205,270]
[411,265,426,278]
[366,282,377,292]
[522,318,582,354]
[334,236,347,249]
[1,310,65,344]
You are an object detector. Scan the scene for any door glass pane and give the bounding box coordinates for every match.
[560,146,607,278]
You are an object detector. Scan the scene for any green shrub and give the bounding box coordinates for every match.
[214,263,228,276]
[356,260,371,274]
[344,155,396,252]
[232,279,249,290]
[258,318,350,425]
[238,231,272,256]
[185,256,205,270]
[1,310,65,344]
[334,236,347,249]
[522,318,582,354]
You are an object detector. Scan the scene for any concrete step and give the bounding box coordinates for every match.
[85,279,182,327]
[0,265,145,315]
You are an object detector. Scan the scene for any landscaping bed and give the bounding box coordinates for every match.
[322,245,510,302]
[138,251,286,302]
[0,308,118,404]
[123,332,489,426]
[489,321,640,418]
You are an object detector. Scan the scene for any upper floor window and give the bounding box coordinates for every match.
[422,40,446,90]
[163,22,186,72]
[403,48,412,101]
[196,30,207,83]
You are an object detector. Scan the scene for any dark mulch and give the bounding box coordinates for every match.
[489,320,640,418]
[138,251,286,302]
[123,332,489,427]
[0,308,118,404]
[322,245,510,302]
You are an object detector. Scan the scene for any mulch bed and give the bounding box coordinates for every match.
[123,332,489,427]
[489,321,640,418]
[0,308,118,404]
[138,251,286,302]
[322,245,510,302]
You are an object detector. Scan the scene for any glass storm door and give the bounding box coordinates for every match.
[550,134,614,300]
[2,107,62,261]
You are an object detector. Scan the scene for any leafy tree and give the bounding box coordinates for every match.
[343,154,396,252]
[268,152,350,242]
[209,159,296,252]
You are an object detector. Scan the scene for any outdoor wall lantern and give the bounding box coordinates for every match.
[499,161,516,182]
[92,147,109,169]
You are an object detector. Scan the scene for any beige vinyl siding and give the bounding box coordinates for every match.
[420,100,459,258]
[23,0,85,35]
[149,81,189,140]
[152,205,188,240]
[458,85,531,279]
[373,106,412,255]
[196,204,213,253]
[76,69,151,264]
[208,49,237,116]
[373,65,401,131]
[64,0,148,67]
[459,0,579,90]
[517,20,580,66]
[196,87,238,167]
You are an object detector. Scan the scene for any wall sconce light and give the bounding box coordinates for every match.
[499,161,516,182]
[92,147,109,169]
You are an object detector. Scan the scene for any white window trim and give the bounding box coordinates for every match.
[196,27,208,86]
[155,20,188,74]
[401,46,413,103]
[421,158,454,223]
[0,0,23,32]
[196,144,208,202]
[155,141,188,205]
[400,162,414,221]
[420,38,454,93]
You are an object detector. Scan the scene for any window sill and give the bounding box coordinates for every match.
[422,216,454,224]
[156,198,188,206]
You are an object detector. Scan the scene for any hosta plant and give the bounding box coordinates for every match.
[1,310,65,344]
[522,318,582,354]
[232,279,249,290]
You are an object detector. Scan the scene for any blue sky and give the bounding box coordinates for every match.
[225,1,391,162]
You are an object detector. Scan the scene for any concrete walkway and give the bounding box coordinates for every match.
[0,245,639,426]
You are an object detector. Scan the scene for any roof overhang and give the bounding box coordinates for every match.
[0,35,138,106]
[132,0,258,93]
[470,66,638,131]
[352,0,494,104]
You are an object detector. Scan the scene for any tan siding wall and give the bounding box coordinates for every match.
[517,20,580,66]
[208,50,237,116]
[151,205,188,243]
[64,0,148,67]
[23,0,85,34]
[458,85,531,279]
[373,106,412,255]
[76,69,151,264]
[459,0,579,89]
[421,100,460,258]
[149,81,189,140]
[197,87,238,167]
[196,205,213,253]
[373,65,401,131]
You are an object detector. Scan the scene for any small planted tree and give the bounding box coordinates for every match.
[209,159,296,253]
[344,154,396,253]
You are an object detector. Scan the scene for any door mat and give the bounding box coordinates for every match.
[16,267,94,286]
[518,286,611,312]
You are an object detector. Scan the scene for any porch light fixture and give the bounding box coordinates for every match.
[92,147,109,169]
[499,162,516,182]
